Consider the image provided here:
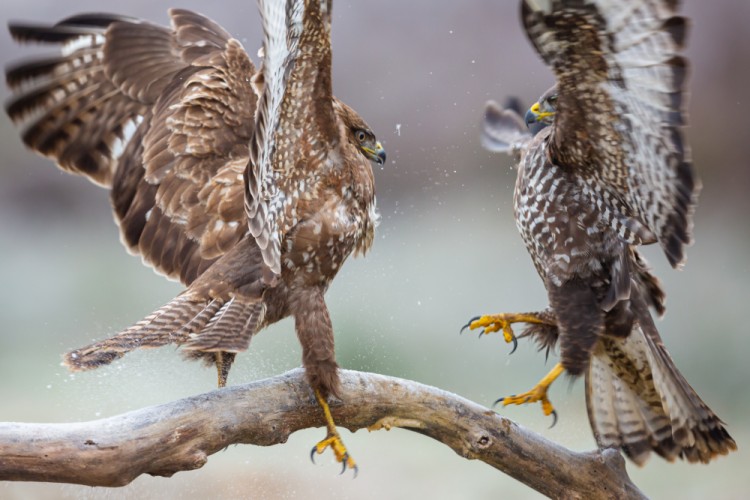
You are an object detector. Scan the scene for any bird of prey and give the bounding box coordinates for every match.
[6,0,385,473]
[465,0,737,464]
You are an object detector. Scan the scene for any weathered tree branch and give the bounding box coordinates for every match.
[0,369,644,499]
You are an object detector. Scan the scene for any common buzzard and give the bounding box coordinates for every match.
[466,0,736,464]
[6,0,384,473]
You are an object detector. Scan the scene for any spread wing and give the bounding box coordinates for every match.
[481,98,533,159]
[6,10,258,284]
[522,0,698,267]
[247,0,337,276]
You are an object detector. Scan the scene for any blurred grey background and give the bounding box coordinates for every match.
[1,1,749,498]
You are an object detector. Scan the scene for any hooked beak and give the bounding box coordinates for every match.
[524,101,554,128]
[362,141,386,165]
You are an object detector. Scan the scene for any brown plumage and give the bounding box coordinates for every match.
[6,0,384,470]
[473,0,736,465]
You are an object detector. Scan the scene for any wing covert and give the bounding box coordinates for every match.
[6,10,260,285]
[522,0,698,267]
[247,0,338,277]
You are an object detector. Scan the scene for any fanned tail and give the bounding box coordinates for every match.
[586,291,736,465]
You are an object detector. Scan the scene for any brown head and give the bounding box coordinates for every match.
[333,98,386,165]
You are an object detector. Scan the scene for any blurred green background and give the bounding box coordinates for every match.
[1,1,749,498]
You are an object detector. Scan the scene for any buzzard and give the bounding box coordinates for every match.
[6,0,384,473]
[465,0,737,464]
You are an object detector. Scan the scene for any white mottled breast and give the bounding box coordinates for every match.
[514,129,626,286]
[279,150,377,288]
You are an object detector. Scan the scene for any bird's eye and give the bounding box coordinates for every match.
[356,130,367,142]
[548,95,558,104]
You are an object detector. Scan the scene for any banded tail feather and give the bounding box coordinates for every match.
[585,290,736,465]
[64,293,264,372]
[518,254,736,464]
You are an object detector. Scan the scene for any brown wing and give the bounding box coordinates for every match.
[246,0,338,276]
[6,10,258,285]
[6,13,146,186]
[522,0,698,268]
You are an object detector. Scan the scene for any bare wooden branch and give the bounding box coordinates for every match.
[0,369,644,499]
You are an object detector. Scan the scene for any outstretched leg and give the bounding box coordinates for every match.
[462,310,556,354]
[463,309,562,423]
[294,288,357,475]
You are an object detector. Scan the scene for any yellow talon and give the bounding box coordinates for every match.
[310,389,358,476]
[497,363,564,426]
[462,312,555,354]
[312,433,357,473]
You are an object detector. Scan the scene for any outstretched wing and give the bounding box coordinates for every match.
[247,0,337,276]
[522,0,698,267]
[6,10,258,284]
[6,13,145,186]
[481,99,533,159]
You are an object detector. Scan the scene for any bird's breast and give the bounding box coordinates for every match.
[279,185,376,287]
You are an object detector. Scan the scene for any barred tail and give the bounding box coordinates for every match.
[586,294,736,465]
[64,292,265,371]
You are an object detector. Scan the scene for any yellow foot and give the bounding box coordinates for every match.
[310,389,358,476]
[495,362,564,427]
[311,432,357,476]
[461,313,541,354]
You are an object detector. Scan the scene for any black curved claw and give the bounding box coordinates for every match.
[509,335,518,355]
[460,316,481,334]
[352,464,359,478]
[549,409,558,429]
[340,454,348,475]
[492,396,506,408]
[310,446,318,464]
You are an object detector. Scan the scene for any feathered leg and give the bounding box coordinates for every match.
[294,288,356,475]
[462,309,561,423]
[462,310,557,354]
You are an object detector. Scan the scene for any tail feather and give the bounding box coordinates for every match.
[63,292,263,372]
[587,335,682,465]
[638,317,736,462]
[174,298,225,340]
[184,298,265,352]
[586,294,736,465]
[63,295,201,370]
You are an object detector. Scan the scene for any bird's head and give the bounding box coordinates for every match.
[333,98,386,166]
[525,85,558,128]
[353,128,386,166]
